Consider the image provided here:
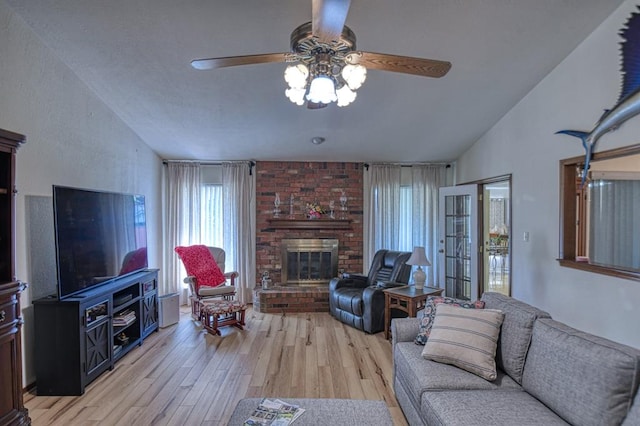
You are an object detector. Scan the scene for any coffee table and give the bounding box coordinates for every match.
[228,398,392,425]
[383,285,444,339]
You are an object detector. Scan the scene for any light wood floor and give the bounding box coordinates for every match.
[24,306,409,425]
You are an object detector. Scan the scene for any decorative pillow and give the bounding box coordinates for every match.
[414,296,485,345]
[422,304,504,381]
[174,245,226,289]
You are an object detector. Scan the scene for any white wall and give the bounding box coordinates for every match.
[0,2,163,384]
[457,0,640,349]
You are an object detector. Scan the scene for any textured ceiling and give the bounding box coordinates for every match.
[4,0,625,162]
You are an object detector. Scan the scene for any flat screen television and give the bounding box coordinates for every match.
[53,186,148,299]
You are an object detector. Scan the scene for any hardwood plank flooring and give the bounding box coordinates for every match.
[25,307,409,426]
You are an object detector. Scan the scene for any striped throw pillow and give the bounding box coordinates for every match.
[422,304,504,381]
[414,296,485,345]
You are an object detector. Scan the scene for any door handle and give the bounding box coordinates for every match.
[438,249,444,253]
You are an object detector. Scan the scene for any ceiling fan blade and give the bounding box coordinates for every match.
[307,101,328,110]
[346,52,451,78]
[312,0,351,43]
[191,53,289,70]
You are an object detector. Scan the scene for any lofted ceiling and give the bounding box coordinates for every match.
[4,0,625,162]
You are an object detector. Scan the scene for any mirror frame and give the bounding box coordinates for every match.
[559,143,640,281]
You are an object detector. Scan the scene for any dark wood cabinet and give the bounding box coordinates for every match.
[141,276,158,338]
[33,269,158,396]
[0,129,29,426]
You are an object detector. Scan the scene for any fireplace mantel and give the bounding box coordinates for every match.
[267,218,352,229]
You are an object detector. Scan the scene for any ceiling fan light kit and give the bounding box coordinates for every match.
[191,0,451,109]
[283,60,365,107]
[283,28,366,107]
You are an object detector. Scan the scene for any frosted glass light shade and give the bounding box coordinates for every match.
[306,76,337,104]
[336,85,357,107]
[285,87,306,105]
[284,64,309,89]
[342,64,367,90]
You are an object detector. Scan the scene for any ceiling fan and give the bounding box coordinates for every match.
[191,0,451,109]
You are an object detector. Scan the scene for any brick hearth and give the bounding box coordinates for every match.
[253,286,330,313]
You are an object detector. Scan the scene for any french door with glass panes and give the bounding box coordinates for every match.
[438,184,479,301]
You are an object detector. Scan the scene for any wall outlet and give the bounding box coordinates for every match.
[523,231,530,242]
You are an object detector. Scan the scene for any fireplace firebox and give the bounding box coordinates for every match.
[281,239,339,286]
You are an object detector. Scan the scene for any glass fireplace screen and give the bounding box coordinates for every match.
[281,239,339,286]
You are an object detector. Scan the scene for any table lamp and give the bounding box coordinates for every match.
[406,246,431,290]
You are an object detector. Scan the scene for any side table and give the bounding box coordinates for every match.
[383,285,444,339]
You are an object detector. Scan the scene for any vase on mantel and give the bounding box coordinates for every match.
[306,201,325,219]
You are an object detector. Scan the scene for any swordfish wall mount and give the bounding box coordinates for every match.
[557,6,640,186]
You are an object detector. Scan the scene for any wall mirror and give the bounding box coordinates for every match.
[559,143,640,281]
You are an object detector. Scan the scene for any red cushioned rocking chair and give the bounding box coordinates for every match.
[175,245,239,320]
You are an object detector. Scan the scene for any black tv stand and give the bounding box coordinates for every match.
[33,269,158,395]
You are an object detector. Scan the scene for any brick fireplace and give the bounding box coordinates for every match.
[254,161,364,312]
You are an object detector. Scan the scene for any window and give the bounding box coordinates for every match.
[559,143,640,281]
[366,163,446,283]
[201,184,223,248]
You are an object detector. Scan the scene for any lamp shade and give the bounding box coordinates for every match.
[406,246,431,266]
[306,75,337,104]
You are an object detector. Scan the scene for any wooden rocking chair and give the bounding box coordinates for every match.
[177,246,239,320]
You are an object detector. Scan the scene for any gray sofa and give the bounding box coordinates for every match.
[391,292,640,426]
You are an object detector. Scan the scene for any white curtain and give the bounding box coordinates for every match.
[223,162,256,304]
[162,162,201,298]
[364,164,402,269]
[364,163,447,285]
[589,179,640,270]
[201,184,224,248]
[410,165,447,286]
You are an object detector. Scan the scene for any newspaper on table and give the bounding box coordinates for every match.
[244,398,306,426]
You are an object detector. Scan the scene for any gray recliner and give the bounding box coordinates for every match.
[329,250,411,334]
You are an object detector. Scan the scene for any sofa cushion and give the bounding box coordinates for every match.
[522,318,640,426]
[174,245,226,288]
[394,375,428,426]
[414,296,485,345]
[622,388,640,426]
[394,342,521,410]
[198,285,235,297]
[480,292,551,384]
[422,305,504,380]
[421,390,569,426]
